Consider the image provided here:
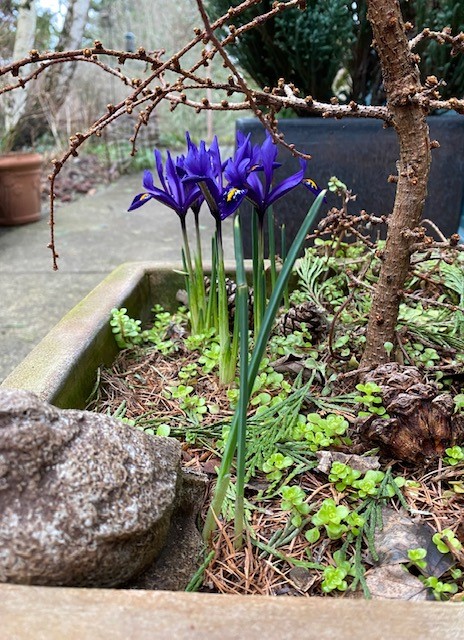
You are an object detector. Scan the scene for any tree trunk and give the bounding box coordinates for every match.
[1,0,37,150]
[9,0,91,149]
[360,0,431,369]
[44,0,91,106]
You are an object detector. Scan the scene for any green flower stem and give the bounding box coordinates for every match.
[256,214,266,335]
[233,215,249,547]
[202,191,326,542]
[267,206,277,290]
[251,209,265,335]
[180,217,200,333]
[193,209,207,331]
[281,223,289,308]
[206,234,218,329]
[251,210,259,332]
[216,220,235,384]
[194,209,203,267]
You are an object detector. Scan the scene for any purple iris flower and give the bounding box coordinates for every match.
[182,134,247,221]
[226,132,306,221]
[128,148,202,218]
[302,177,327,201]
[224,132,261,186]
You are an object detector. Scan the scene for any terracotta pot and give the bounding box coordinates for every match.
[0,152,42,226]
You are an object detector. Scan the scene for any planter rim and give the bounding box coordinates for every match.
[0,583,462,638]
[237,113,464,124]
[1,262,176,404]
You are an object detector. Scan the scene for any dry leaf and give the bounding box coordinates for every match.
[374,508,454,578]
[315,450,380,475]
[288,566,317,592]
[365,564,432,600]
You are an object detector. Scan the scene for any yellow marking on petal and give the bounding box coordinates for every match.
[226,187,239,202]
[304,178,319,190]
[140,193,151,201]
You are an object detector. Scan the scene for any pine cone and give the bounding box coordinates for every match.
[274,301,328,343]
[359,364,464,463]
[204,276,254,326]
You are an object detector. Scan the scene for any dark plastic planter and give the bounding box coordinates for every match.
[236,116,464,257]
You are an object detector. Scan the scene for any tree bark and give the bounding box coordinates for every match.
[1,0,37,150]
[9,0,91,149]
[360,0,431,369]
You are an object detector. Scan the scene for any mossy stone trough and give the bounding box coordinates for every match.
[1,262,464,638]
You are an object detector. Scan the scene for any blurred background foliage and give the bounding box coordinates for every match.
[0,1,463,168]
[207,0,464,106]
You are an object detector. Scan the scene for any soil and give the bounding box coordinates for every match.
[41,154,122,204]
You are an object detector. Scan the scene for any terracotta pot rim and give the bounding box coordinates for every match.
[0,152,43,169]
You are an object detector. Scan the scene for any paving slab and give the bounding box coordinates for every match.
[0,173,234,382]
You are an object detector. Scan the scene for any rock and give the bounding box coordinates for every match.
[127,468,207,591]
[0,389,182,587]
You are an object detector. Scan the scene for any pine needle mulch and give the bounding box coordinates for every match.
[88,346,464,598]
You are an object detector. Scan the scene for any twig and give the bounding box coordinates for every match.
[409,27,464,55]
[421,218,448,242]
[328,259,372,360]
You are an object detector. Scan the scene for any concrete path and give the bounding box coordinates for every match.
[0,173,235,382]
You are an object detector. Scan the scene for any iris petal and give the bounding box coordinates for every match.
[165,151,183,204]
[220,187,247,220]
[245,171,265,211]
[267,159,307,206]
[128,192,153,211]
[154,150,168,192]
[302,178,328,202]
[260,134,278,191]
[142,169,155,191]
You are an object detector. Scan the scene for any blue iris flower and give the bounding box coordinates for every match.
[302,177,327,201]
[225,132,306,221]
[182,134,247,221]
[128,148,202,218]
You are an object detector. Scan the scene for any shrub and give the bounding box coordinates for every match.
[206,0,464,105]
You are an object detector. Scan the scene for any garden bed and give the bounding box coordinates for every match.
[87,221,464,600]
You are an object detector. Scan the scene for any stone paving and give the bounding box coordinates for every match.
[0,173,234,382]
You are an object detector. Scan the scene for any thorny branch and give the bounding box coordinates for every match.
[0,0,463,270]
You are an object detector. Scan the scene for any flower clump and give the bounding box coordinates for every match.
[128,131,324,381]
[128,131,323,226]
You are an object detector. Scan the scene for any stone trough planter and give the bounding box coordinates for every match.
[2,262,464,637]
